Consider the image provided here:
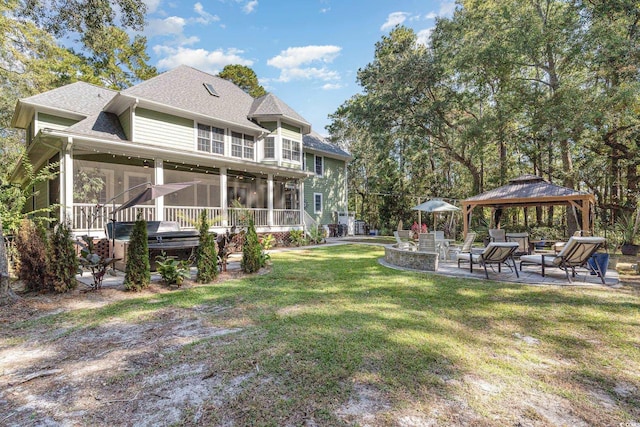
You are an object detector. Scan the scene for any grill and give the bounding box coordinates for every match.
[107,221,200,270]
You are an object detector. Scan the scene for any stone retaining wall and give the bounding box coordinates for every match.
[384,245,439,271]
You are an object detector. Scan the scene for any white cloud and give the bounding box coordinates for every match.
[425,12,438,19]
[267,45,341,69]
[320,8,330,13]
[381,12,409,31]
[322,83,342,90]
[154,46,253,74]
[267,45,342,83]
[416,28,433,46]
[143,0,161,14]
[243,0,258,14]
[439,1,456,17]
[194,2,220,24]
[145,16,187,37]
[276,67,340,83]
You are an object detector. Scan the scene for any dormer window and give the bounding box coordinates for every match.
[203,83,219,97]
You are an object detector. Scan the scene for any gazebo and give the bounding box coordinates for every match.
[461,175,596,237]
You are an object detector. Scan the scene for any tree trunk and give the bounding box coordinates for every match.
[0,218,18,306]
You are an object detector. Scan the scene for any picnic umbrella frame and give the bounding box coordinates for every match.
[411,198,461,232]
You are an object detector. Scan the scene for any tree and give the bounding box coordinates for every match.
[196,210,218,283]
[218,64,267,98]
[123,210,150,291]
[241,219,262,273]
[49,221,78,293]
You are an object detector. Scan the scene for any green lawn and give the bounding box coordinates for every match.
[6,244,640,425]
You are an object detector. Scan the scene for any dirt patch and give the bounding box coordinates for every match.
[0,272,249,427]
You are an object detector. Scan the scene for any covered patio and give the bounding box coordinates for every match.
[461,175,596,237]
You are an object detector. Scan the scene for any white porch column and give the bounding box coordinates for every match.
[154,159,164,221]
[267,174,274,226]
[60,137,74,223]
[299,180,305,228]
[220,167,228,227]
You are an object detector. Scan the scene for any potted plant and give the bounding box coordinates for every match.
[615,211,640,256]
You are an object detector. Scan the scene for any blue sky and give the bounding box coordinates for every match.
[140,0,456,135]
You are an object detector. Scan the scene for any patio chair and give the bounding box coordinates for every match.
[394,231,417,251]
[418,232,437,253]
[488,228,506,242]
[452,232,477,263]
[456,242,520,279]
[519,236,606,284]
[432,230,450,260]
[506,232,531,256]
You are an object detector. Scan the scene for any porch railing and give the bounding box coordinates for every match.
[73,203,156,232]
[164,206,224,229]
[72,203,300,232]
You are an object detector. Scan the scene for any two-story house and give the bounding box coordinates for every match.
[10,65,351,237]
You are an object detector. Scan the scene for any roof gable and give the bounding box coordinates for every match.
[249,93,310,132]
[20,82,117,116]
[120,65,264,132]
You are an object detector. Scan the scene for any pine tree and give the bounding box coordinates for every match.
[49,221,78,293]
[196,210,218,283]
[123,210,150,291]
[241,218,262,273]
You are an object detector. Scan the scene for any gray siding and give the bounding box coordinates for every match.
[135,107,194,150]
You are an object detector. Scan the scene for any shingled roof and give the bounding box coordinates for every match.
[120,65,265,132]
[302,131,351,159]
[66,112,127,141]
[464,175,592,204]
[249,93,311,132]
[11,82,117,128]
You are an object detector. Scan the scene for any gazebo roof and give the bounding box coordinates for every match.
[463,174,593,207]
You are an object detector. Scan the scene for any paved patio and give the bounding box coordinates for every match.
[379,251,620,287]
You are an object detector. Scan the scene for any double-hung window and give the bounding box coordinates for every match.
[282,138,301,162]
[314,155,324,177]
[314,193,323,213]
[232,132,255,160]
[197,124,224,154]
[264,137,275,159]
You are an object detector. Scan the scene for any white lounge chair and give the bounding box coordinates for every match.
[457,241,520,279]
[519,236,606,284]
[394,231,417,251]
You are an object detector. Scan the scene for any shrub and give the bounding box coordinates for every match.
[289,229,306,247]
[241,218,262,273]
[260,233,275,250]
[49,222,78,293]
[156,253,190,286]
[78,236,118,290]
[196,210,218,283]
[14,218,50,292]
[307,226,325,244]
[123,211,150,291]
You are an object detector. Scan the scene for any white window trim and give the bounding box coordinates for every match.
[314,193,323,214]
[282,137,302,163]
[314,155,324,177]
[264,136,276,159]
[196,122,226,156]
